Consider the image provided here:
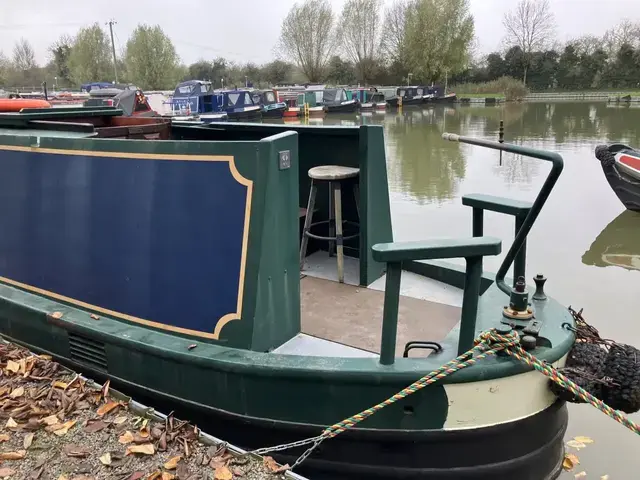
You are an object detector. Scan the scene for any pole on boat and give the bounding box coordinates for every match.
[41,81,48,101]
[107,19,119,83]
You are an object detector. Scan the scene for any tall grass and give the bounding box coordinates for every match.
[452,77,530,101]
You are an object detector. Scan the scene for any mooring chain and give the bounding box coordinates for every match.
[249,327,640,472]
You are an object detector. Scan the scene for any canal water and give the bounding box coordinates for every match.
[290,102,640,478]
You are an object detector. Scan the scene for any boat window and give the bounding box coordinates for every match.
[243,92,253,105]
[227,93,240,106]
[200,83,212,94]
[177,85,193,95]
[417,88,424,96]
[323,89,338,102]
[264,91,276,103]
[398,89,406,97]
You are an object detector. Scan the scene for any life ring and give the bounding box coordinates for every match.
[0,98,51,112]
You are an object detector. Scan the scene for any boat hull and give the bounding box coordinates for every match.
[433,94,457,104]
[596,144,640,211]
[325,102,358,114]
[226,107,263,121]
[0,332,568,480]
[388,97,424,108]
[262,105,287,119]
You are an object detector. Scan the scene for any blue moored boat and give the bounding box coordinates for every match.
[171,81,262,122]
[251,89,288,119]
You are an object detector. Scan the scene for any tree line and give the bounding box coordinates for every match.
[1,0,639,92]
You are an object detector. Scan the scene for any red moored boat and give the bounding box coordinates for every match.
[595,143,640,211]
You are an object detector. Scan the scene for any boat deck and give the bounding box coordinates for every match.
[274,251,464,358]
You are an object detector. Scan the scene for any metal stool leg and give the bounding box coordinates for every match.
[328,181,335,257]
[334,182,344,283]
[300,181,317,270]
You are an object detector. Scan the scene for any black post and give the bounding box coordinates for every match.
[498,120,504,165]
[42,81,48,101]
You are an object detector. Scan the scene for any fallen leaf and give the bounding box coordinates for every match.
[5,418,18,429]
[163,456,182,470]
[0,433,9,442]
[53,420,77,436]
[57,476,69,480]
[85,420,108,433]
[125,443,155,456]
[97,401,120,416]
[563,453,580,472]
[263,456,280,472]
[146,473,161,480]
[101,380,110,399]
[175,464,189,479]
[90,314,100,320]
[119,431,135,444]
[126,473,144,480]
[232,467,244,477]
[23,432,34,449]
[0,451,26,460]
[161,473,174,480]
[113,416,128,425]
[0,468,16,478]
[50,311,63,319]
[99,453,111,466]
[63,445,91,458]
[6,360,20,373]
[30,466,45,479]
[187,344,197,350]
[574,472,587,479]
[70,476,95,480]
[574,436,594,444]
[41,415,59,426]
[214,466,232,480]
[52,381,68,389]
[566,440,586,449]
[9,387,24,398]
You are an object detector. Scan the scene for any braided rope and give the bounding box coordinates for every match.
[251,327,640,471]
[321,329,520,437]
[505,346,640,436]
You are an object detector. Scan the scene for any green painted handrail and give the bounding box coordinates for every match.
[442,133,564,296]
[372,237,502,364]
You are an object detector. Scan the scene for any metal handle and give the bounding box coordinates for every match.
[442,133,564,295]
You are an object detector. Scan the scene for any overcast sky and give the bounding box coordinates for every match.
[0,0,636,66]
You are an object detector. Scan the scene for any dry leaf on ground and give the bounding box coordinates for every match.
[119,431,135,444]
[163,456,182,470]
[99,453,112,466]
[0,433,9,442]
[0,450,26,461]
[574,472,587,479]
[214,466,233,480]
[161,473,175,480]
[6,360,20,372]
[96,401,120,416]
[23,432,34,449]
[0,468,16,479]
[53,420,77,436]
[41,415,59,426]
[125,443,155,456]
[5,418,18,429]
[9,386,24,398]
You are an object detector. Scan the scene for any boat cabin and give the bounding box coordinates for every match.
[171,82,261,120]
[396,86,426,99]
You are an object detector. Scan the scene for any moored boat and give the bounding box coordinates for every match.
[0,98,51,111]
[387,86,427,108]
[318,88,358,113]
[0,108,573,480]
[169,81,260,122]
[251,89,288,118]
[595,143,640,211]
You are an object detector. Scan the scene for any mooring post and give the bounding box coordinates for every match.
[498,120,504,165]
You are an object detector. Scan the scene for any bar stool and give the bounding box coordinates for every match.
[300,165,360,283]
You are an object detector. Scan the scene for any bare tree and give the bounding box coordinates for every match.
[380,0,409,66]
[502,0,555,84]
[12,38,37,71]
[337,0,383,84]
[602,20,640,56]
[277,0,336,82]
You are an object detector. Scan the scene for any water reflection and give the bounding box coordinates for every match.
[582,210,640,272]
[384,109,467,204]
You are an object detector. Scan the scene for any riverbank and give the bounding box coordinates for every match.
[0,340,304,480]
[454,91,640,104]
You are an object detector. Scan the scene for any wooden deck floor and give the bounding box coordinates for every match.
[300,275,461,357]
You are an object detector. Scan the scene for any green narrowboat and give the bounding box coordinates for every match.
[0,107,573,479]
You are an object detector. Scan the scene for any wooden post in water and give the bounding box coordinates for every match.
[498,120,504,165]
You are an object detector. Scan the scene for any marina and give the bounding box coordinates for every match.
[0,101,638,479]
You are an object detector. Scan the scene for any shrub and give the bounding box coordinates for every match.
[452,76,529,101]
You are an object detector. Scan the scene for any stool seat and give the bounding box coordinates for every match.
[308,165,360,181]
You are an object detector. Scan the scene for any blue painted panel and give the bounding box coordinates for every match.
[0,149,250,335]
